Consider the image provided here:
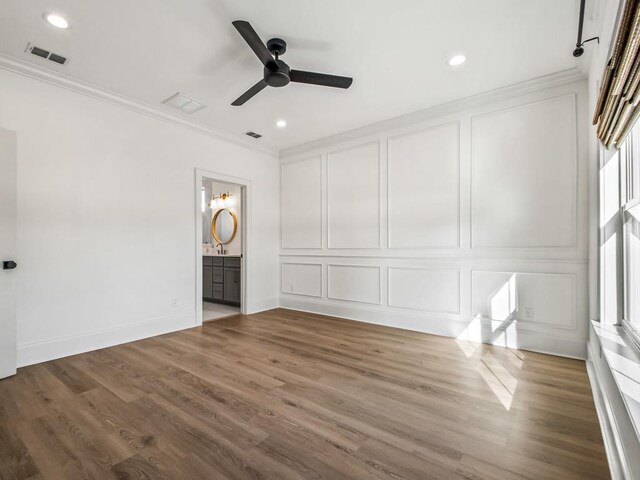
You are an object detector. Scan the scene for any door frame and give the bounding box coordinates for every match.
[195,168,251,325]
[0,127,17,378]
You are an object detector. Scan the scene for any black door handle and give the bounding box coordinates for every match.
[3,261,17,270]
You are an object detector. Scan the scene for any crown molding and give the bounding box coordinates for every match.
[0,53,277,156]
[280,68,587,158]
[0,51,586,160]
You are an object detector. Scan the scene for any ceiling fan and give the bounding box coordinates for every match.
[230,20,353,106]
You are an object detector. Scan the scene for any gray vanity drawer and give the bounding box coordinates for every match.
[224,257,241,268]
[213,267,224,283]
[213,257,224,266]
[203,256,213,266]
[212,283,224,300]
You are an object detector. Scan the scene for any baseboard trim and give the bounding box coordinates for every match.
[280,295,468,335]
[17,295,281,368]
[279,296,586,359]
[248,297,280,315]
[17,312,196,367]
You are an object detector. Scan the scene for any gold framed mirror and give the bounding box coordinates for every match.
[211,208,238,244]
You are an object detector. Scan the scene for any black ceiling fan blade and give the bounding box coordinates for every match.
[231,79,268,106]
[290,70,353,89]
[232,20,274,67]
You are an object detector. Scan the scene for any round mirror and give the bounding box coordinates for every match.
[212,208,237,244]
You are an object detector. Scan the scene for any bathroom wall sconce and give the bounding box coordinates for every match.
[210,191,233,209]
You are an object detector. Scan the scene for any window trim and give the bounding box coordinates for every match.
[620,123,640,347]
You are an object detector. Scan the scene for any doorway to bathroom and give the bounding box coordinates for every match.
[195,169,248,324]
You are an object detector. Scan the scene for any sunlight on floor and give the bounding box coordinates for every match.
[477,358,515,410]
[455,275,522,410]
[482,352,518,392]
[455,338,478,358]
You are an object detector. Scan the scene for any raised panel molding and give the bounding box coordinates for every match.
[327,142,380,249]
[388,267,460,314]
[278,81,587,360]
[281,263,323,297]
[328,264,381,305]
[471,270,576,330]
[281,156,322,249]
[471,94,578,249]
[388,122,460,248]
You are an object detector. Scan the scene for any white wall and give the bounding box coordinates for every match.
[280,78,590,359]
[0,68,280,367]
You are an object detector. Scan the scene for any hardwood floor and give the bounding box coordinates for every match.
[0,308,609,479]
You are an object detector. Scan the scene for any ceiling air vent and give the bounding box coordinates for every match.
[48,53,67,65]
[25,43,68,65]
[161,92,206,114]
[245,131,262,139]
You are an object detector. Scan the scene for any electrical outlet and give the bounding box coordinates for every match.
[523,307,534,320]
[171,297,178,307]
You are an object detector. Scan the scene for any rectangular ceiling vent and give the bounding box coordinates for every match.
[245,131,262,139]
[161,92,206,114]
[25,43,68,65]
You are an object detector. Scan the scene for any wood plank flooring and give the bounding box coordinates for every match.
[0,308,610,479]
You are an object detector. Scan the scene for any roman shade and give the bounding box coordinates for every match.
[594,0,640,148]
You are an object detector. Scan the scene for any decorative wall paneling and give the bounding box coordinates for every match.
[388,122,460,248]
[281,263,323,298]
[327,143,381,249]
[281,156,323,249]
[280,79,589,358]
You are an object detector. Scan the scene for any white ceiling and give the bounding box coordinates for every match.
[0,0,584,151]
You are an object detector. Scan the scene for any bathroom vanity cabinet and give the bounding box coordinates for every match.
[203,256,241,306]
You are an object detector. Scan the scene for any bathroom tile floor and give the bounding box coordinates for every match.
[203,301,240,321]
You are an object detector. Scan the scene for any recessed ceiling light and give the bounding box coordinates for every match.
[276,120,287,128]
[448,54,466,67]
[43,13,69,29]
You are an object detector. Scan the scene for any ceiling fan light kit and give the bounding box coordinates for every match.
[231,20,353,106]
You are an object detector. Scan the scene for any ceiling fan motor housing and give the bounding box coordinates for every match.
[265,59,291,87]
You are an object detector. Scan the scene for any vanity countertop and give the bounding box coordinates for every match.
[202,243,241,257]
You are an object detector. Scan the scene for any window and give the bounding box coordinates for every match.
[620,122,640,347]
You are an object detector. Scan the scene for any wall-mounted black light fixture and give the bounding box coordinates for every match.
[573,0,600,57]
